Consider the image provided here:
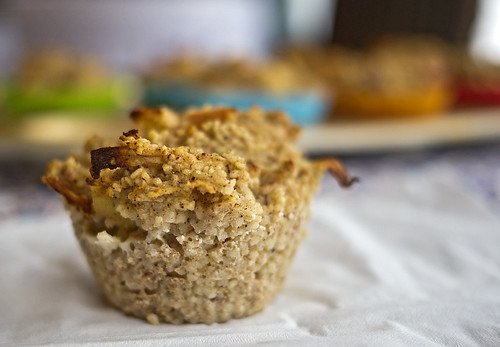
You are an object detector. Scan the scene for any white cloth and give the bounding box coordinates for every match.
[1,162,500,346]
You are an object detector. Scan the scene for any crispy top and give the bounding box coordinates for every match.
[43,106,356,219]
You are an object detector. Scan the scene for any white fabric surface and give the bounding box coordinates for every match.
[1,162,500,346]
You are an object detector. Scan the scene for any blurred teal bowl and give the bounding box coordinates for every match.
[143,83,329,126]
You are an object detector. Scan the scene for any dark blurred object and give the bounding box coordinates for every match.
[333,0,478,47]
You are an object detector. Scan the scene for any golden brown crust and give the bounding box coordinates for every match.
[42,175,93,216]
[42,159,93,216]
[130,107,180,133]
[185,107,236,126]
[318,158,359,188]
[130,108,163,122]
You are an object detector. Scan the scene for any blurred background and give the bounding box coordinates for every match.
[3,3,500,342]
[1,0,500,218]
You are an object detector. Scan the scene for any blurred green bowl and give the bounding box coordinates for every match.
[2,77,137,119]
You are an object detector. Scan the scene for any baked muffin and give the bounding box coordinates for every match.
[43,106,355,324]
[143,57,328,126]
[282,38,453,118]
[145,57,316,95]
[3,49,135,117]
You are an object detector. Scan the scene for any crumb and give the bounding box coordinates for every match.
[146,313,160,326]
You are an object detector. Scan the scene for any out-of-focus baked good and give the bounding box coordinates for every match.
[145,57,316,94]
[449,49,500,107]
[143,57,328,126]
[283,37,454,118]
[3,49,135,116]
[43,106,355,324]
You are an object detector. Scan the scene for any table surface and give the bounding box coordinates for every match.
[1,144,500,346]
